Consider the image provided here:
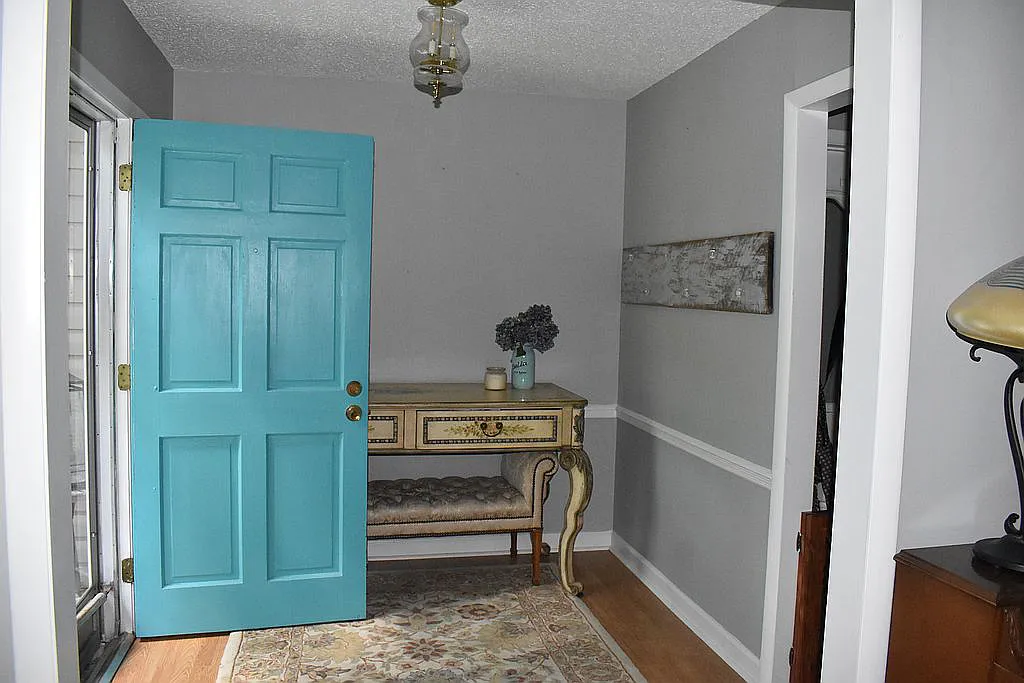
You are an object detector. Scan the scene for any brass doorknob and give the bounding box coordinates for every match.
[346,404,363,422]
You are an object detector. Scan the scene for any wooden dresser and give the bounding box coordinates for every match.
[887,544,1024,682]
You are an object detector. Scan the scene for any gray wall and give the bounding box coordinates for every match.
[617,3,852,654]
[899,1,1024,548]
[615,422,770,650]
[71,0,173,118]
[174,73,625,532]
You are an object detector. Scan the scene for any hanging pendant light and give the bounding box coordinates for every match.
[409,0,470,108]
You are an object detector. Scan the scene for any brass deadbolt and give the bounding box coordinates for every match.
[346,380,363,397]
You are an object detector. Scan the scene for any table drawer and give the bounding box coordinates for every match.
[416,409,561,450]
[368,409,405,449]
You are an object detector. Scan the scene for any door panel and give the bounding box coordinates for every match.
[267,240,343,388]
[160,237,241,389]
[266,433,342,579]
[271,155,348,215]
[160,436,241,586]
[161,150,242,210]
[131,119,372,636]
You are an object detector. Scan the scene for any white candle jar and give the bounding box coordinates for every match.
[484,367,507,390]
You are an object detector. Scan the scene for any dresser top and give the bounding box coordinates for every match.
[896,544,1024,607]
[369,382,587,407]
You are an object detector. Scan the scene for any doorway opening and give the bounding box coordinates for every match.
[788,105,852,683]
[759,67,852,683]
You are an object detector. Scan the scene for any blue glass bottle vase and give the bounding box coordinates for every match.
[510,345,535,390]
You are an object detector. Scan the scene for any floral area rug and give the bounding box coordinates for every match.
[218,564,646,682]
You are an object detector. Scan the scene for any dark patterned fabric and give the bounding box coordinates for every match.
[367,476,531,524]
[814,198,847,512]
[813,385,836,511]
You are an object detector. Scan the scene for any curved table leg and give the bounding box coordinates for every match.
[558,448,593,595]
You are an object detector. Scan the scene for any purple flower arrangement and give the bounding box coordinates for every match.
[495,304,559,356]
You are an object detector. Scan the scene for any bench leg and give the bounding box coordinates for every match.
[531,529,542,585]
[510,532,518,561]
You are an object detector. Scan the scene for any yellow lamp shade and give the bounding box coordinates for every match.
[947,256,1024,350]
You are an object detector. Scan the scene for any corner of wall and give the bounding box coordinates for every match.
[71,0,173,118]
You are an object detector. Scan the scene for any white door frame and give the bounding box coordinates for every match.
[759,67,852,683]
[70,70,136,636]
[0,1,79,681]
[113,117,136,632]
[820,1,921,680]
[70,52,143,639]
[761,1,923,678]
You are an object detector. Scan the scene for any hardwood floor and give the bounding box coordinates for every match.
[114,551,742,683]
[574,552,743,683]
[113,632,229,683]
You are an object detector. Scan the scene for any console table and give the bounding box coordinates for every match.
[367,382,592,595]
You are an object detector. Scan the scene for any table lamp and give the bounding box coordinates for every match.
[948,255,1024,571]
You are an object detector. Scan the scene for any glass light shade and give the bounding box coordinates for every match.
[409,5,470,107]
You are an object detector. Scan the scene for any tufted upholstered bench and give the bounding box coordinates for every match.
[367,451,558,584]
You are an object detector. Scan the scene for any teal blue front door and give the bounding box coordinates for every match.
[130,119,373,636]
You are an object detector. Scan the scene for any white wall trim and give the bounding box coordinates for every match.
[368,530,612,561]
[617,406,772,489]
[610,534,759,682]
[821,2,921,680]
[586,404,618,420]
[760,67,853,683]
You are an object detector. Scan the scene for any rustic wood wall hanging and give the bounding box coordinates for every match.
[621,230,774,314]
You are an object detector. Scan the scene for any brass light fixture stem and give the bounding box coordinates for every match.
[428,0,454,108]
[437,3,445,58]
[412,0,467,108]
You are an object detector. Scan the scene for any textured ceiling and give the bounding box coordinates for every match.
[123,0,780,100]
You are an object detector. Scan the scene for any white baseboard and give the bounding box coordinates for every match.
[368,530,613,561]
[610,533,759,682]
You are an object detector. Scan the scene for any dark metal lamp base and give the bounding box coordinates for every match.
[973,535,1024,573]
